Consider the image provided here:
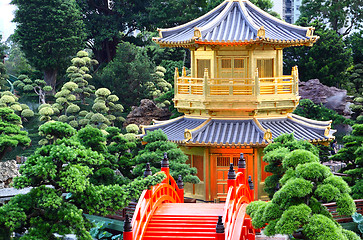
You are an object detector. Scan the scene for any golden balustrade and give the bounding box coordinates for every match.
[174,67,298,98]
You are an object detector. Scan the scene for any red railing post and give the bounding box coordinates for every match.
[216,216,225,240]
[238,153,246,184]
[123,214,133,240]
[176,175,184,203]
[248,176,254,201]
[161,152,170,183]
[227,163,236,200]
[144,163,152,199]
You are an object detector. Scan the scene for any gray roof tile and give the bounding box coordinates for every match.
[141,115,333,145]
[155,0,316,45]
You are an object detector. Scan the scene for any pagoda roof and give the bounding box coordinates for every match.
[153,0,318,47]
[140,114,335,147]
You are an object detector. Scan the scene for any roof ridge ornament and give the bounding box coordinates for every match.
[257,26,265,38]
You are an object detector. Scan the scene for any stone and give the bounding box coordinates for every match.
[124,99,171,127]
[299,79,351,115]
[0,160,20,188]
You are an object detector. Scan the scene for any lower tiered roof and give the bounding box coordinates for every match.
[140,114,335,146]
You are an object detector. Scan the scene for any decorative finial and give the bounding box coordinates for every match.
[228,163,236,180]
[238,153,246,169]
[248,176,254,190]
[216,216,225,233]
[161,152,169,168]
[177,175,184,189]
[144,162,152,178]
[123,214,132,232]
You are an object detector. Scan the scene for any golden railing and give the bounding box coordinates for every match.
[174,66,299,98]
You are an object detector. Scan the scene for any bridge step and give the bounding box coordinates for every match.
[144,203,224,240]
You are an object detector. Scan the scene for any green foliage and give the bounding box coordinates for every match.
[0,107,31,160]
[293,99,354,126]
[346,31,363,64]
[134,129,199,184]
[344,64,363,98]
[276,204,311,234]
[0,122,165,239]
[302,214,345,240]
[331,124,363,198]
[11,0,85,89]
[300,0,362,35]
[38,121,76,144]
[262,133,318,198]
[282,149,319,169]
[146,66,172,108]
[284,21,352,87]
[0,91,34,122]
[249,135,358,239]
[95,42,154,109]
[66,50,97,103]
[126,124,139,134]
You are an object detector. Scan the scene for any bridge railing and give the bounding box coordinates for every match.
[126,154,184,240]
[221,153,257,240]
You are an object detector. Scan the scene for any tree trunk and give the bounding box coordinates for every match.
[44,69,58,93]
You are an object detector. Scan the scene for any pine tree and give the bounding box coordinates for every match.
[134,129,200,184]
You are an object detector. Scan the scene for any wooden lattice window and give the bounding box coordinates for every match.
[234,59,244,69]
[221,59,232,69]
[257,59,274,78]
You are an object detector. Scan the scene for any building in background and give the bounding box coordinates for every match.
[272,0,301,23]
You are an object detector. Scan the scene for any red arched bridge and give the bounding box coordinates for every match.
[123,153,257,240]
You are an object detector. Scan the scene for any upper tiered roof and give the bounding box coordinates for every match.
[141,114,335,146]
[154,0,318,47]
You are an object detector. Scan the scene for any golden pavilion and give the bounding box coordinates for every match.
[141,0,335,201]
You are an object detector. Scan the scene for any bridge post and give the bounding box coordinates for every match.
[215,216,225,240]
[161,152,170,183]
[177,175,185,203]
[227,163,236,200]
[123,214,133,240]
[238,153,246,180]
[248,176,255,201]
[144,163,152,199]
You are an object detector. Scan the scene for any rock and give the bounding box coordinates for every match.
[299,79,349,115]
[124,99,171,127]
[0,160,20,189]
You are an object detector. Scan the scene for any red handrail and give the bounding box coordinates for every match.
[130,169,183,240]
[223,168,256,240]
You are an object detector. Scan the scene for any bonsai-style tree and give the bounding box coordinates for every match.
[146,66,172,108]
[247,145,359,240]
[13,74,53,104]
[0,121,165,239]
[0,91,35,122]
[333,124,363,199]
[0,107,31,160]
[66,50,97,103]
[262,133,319,198]
[90,88,125,129]
[134,129,200,184]
[104,126,137,178]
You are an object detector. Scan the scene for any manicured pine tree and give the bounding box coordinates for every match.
[247,136,359,240]
[0,107,31,160]
[13,75,53,103]
[0,91,34,122]
[133,129,200,184]
[262,133,318,198]
[0,121,165,239]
